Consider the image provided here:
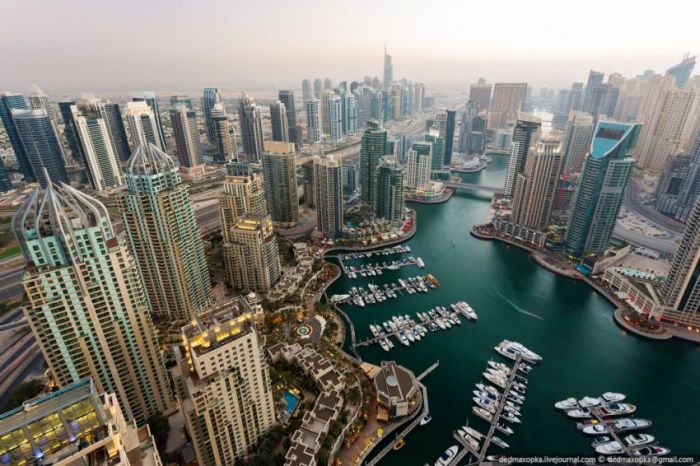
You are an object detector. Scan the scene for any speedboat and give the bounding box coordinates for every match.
[567,408,592,419]
[632,446,670,457]
[602,392,626,402]
[476,383,500,396]
[472,406,493,422]
[491,436,509,449]
[495,422,514,435]
[379,339,390,352]
[474,390,498,401]
[434,445,459,466]
[554,398,579,410]
[615,418,652,431]
[591,436,613,447]
[583,424,609,435]
[518,362,533,374]
[457,429,480,451]
[578,396,602,408]
[507,394,524,405]
[488,360,509,372]
[624,434,654,447]
[595,441,623,455]
[487,367,509,378]
[420,414,432,426]
[495,345,519,361]
[499,340,542,362]
[462,426,484,440]
[500,411,521,424]
[599,402,636,417]
[484,373,507,389]
[473,397,497,413]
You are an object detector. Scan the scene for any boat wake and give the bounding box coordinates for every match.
[494,288,544,321]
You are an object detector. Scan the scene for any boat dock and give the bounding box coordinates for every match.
[339,256,425,279]
[333,275,440,307]
[337,244,411,261]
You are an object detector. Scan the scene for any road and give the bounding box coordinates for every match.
[624,179,685,235]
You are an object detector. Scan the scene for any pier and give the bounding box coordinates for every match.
[339,256,424,278]
[335,275,440,308]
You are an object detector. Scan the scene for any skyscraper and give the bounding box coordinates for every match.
[468,83,491,112]
[14,180,172,424]
[12,108,68,187]
[211,102,237,162]
[503,113,541,199]
[103,102,131,162]
[405,147,432,192]
[665,55,696,88]
[302,160,315,207]
[342,92,358,135]
[375,157,405,221]
[434,110,456,165]
[313,78,323,99]
[169,105,202,168]
[219,165,268,243]
[132,92,166,149]
[306,98,321,143]
[511,137,563,230]
[567,82,584,113]
[202,87,222,143]
[328,94,343,142]
[489,83,527,129]
[320,90,332,136]
[58,100,84,161]
[279,89,299,148]
[69,97,123,191]
[383,45,393,91]
[634,74,677,168]
[458,101,479,153]
[302,79,313,105]
[360,120,387,209]
[26,84,52,115]
[565,122,641,257]
[261,141,299,226]
[225,214,281,292]
[0,92,34,180]
[424,129,445,170]
[269,100,289,143]
[581,70,605,113]
[120,144,211,322]
[0,163,11,192]
[238,95,265,161]
[173,306,276,465]
[561,111,595,173]
[124,101,163,151]
[314,156,343,238]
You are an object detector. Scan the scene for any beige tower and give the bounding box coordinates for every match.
[219,171,268,243]
[172,305,276,465]
[511,137,563,231]
[488,83,527,129]
[225,214,281,292]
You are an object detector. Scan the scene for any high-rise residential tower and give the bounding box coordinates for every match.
[14,180,172,424]
[269,100,289,142]
[313,156,343,238]
[12,107,68,187]
[132,92,166,150]
[434,110,456,165]
[468,84,491,112]
[124,101,163,151]
[261,141,299,226]
[279,89,299,148]
[306,98,321,143]
[565,122,641,257]
[169,105,202,168]
[666,55,696,88]
[383,45,393,91]
[103,102,132,162]
[313,78,323,99]
[119,144,212,321]
[561,111,595,173]
[328,94,343,142]
[503,113,541,199]
[302,79,313,105]
[225,214,281,292]
[375,157,405,221]
[0,92,34,180]
[211,102,237,162]
[203,87,222,143]
[405,147,432,192]
[172,306,276,465]
[489,83,527,129]
[582,70,605,113]
[360,120,387,209]
[238,95,265,161]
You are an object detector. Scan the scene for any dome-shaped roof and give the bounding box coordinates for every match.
[125,143,176,176]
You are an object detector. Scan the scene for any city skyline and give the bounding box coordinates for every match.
[3,0,698,91]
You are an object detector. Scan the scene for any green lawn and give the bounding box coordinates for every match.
[0,245,20,260]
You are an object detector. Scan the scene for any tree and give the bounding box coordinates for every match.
[147,414,170,452]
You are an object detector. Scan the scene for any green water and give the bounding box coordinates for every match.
[328,156,700,463]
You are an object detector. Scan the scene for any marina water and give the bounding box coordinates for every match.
[327,156,700,462]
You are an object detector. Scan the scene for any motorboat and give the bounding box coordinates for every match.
[595,441,623,455]
[631,446,670,457]
[567,408,592,419]
[578,396,602,408]
[473,397,496,413]
[476,383,500,396]
[457,429,480,451]
[624,434,655,447]
[484,373,507,389]
[420,414,432,426]
[599,402,636,417]
[474,390,498,402]
[500,411,521,424]
[491,436,509,449]
[495,345,519,361]
[379,339,390,352]
[434,445,459,466]
[517,362,533,374]
[488,361,509,372]
[554,398,579,410]
[583,424,609,435]
[602,392,626,402]
[472,406,493,422]
[495,422,514,436]
[462,426,484,440]
[591,436,613,447]
[615,418,652,432]
[499,340,542,362]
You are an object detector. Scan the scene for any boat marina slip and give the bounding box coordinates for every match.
[325,157,700,463]
[331,275,440,307]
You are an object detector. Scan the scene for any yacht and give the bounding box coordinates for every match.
[507,394,524,405]
[405,331,415,343]
[602,392,626,402]
[495,345,519,361]
[474,389,498,401]
[554,398,579,410]
[420,414,432,426]
[476,383,500,397]
[488,361,509,372]
[591,436,612,447]
[578,396,602,408]
[499,340,542,362]
[566,408,592,419]
[500,411,521,423]
[624,434,654,447]
[491,436,510,449]
[472,406,493,422]
[457,429,480,451]
[631,446,670,457]
[416,257,425,268]
[484,373,507,389]
[496,422,514,435]
[518,363,533,374]
[379,339,390,352]
[582,424,609,435]
[462,426,484,440]
[598,402,636,417]
[397,332,410,347]
[434,445,458,466]
[595,441,623,455]
[614,418,652,431]
[472,397,496,413]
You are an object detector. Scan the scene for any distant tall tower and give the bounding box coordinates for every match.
[169,105,202,168]
[12,107,68,187]
[566,82,584,112]
[69,97,123,191]
[458,101,479,153]
[103,102,132,161]
[238,95,265,161]
[119,144,211,321]
[173,307,276,465]
[328,94,343,142]
[269,100,289,142]
[566,122,640,257]
[261,142,299,226]
[581,71,605,114]
[434,110,456,165]
[0,92,34,180]
[279,90,299,148]
[302,79,313,105]
[383,45,394,91]
[124,101,163,151]
[342,93,358,135]
[661,194,700,321]
[511,137,563,230]
[58,100,83,161]
[489,83,527,129]
[360,120,388,209]
[313,78,323,99]
[503,113,541,199]
[225,214,281,292]
[405,147,431,192]
[132,92,166,149]
[666,55,696,88]
[211,103,237,162]
[468,84,491,112]
[306,98,321,143]
[202,87,222,143]
[561,111,595,173]
[14,180,172,424]
[324,78,333,90]
[314,156,343,238]
[219,165,267,244]
[375,157,405,221]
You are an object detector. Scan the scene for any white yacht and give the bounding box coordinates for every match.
[583,424,609,435]
[491,436,509,449]
[488,360,509,372]
[554,398,579,410]
[598,402,636,417]
[615,418,652,431]
[457,429,480,451]
[595,441,623,455]
[476,383,500,397]
[631,446,670,457]
[484,373,507,389]
[434,446,458,466]
[462,426,484,440]
[379,339,390,352]
[624,434,654,447]
[578,396,602,408]
[602,392,626,402]
[500,411,521,424]
[495,422,514,435]
[472,406,493,422]
[566,408,592,419]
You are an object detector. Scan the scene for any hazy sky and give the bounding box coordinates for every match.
[3,0,698,93]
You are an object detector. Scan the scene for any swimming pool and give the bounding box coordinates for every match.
[283,391,300,414]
